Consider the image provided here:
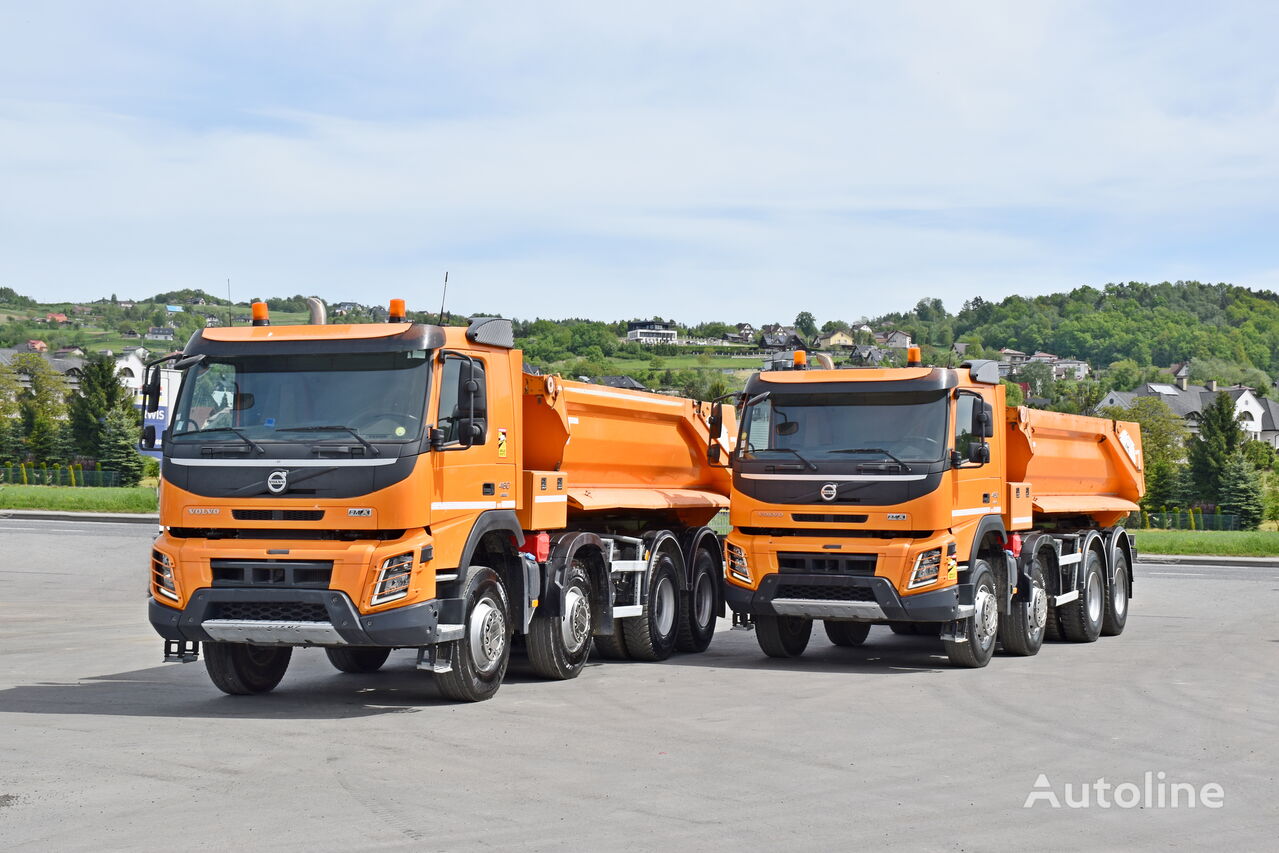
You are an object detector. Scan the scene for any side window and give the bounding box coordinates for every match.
[954,393,977,457]
[438,356,488,444]
[744,399,772,454]
[181,363,236,432]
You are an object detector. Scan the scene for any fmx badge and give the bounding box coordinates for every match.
[498,428,508,458]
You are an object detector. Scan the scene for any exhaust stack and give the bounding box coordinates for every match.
[306,297,327,325]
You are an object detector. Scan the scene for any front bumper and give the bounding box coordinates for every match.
[723,572,974,623]
[149,588,465,647]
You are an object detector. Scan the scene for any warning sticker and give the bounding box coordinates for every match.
[498,428,508,458]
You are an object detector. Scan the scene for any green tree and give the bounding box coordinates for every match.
[794,312,818,340]
[98,408,144,486]
[1015,361,1055,399]
[1099,396,1188,471]
[1242,439,1276,471]
[1000,379,1024,406]
[1187,391,1244,504]
[68,353,138,458]
[1218,452,1264,529]
[8,353,68,426]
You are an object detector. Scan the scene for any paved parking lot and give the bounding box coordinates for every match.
[1,519,1276,850]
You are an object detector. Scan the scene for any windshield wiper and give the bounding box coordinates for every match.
[830,447,912,472]
[274,425,380,456]
[182,426,264,455]
[760,446,817,471]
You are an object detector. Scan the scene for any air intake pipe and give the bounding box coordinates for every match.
[306,297,327,325]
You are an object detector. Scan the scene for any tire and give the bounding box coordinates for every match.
[1060,549,1104,643]
[889,621,918,635]
[325,646,391,673]
[622,545,681,662]
[999,555,1047,657]
[204,643,292,695]
[943,560,998,668]
[824,620,871,646]
[1102,550,1130,637]
[435,566,511,702]
[756,614,812,658]
[592,625,629,660]
[527,562,593,680]
[676,547,718,653]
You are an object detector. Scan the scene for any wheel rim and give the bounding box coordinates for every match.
[1113,568,1127,617]
[974,582,997,649]
[653,576,676,636]
[561,586,591,654]
[1086,570,1103,624]
[469,597,507,675]
[245,645,277,666]
[1030,581,1047,635]
[693,571,715,628]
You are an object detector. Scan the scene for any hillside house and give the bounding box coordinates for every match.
[44,312,71,325]
[26,339,48,353]
[1053,359,1091,381]
[761,331,809,352]
[1097,378,1279,447]
[122,329,140,339]
[626,321,678,345]
[847,345,890,366]
[165,305,184,314]
[725,323,756,344]
[815,330,855,349]
[146,327,175,342]
[874,330,913,349]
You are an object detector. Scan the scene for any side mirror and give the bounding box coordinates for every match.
[968,443,991,465]
[141,424,156,450]
[708,403,724,440]
[973,401,994,438]
[144,371,162,413]
[708,444,722,464]
[233,392,255,411]
[460,418,486,445]
[430,427,446,448]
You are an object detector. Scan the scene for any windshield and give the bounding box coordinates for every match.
[169,350,431,444]
[739,389,949,463]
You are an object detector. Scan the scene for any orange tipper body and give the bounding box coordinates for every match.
[722,356,1145,666]
[147,311,734,701]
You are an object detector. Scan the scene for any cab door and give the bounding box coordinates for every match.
[951,389,1001,531]
[429,350,518,536]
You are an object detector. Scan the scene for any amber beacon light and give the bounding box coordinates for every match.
[250,302,270,326]
[389,299,407,323]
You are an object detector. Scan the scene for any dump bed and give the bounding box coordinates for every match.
[521,375,734,521]
[1005,406,1144,525]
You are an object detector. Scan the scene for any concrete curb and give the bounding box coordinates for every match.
[1135,552,1279,568]
[0,509,159,525]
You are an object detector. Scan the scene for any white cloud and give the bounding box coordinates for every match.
[1,1,1278,322]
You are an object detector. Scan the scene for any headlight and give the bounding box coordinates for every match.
[908,548,943,589]
[371,552,414,605]
[726,542,751,583]
[152,550,179,601]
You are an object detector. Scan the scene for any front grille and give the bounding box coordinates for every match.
[775,583,877,602]
[232,509,325,521]
[791,513,869,524]
[210,601,330,622]
[778,553,877,575]
[740,527,931,539]
[169,528,405,541]
[211,559,333,588]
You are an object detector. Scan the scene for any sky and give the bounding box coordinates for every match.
[2,1,1278,325]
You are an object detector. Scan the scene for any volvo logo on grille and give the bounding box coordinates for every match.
[820,483,838,501]
[266,470,289,494]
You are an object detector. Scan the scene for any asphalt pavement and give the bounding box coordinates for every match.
[0,519,1275,851]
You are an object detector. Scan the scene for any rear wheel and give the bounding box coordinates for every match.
[676,547,718,653]
[527,563,593,679]
[592,625,629,660]
[622,546,681,661]
[823,620,871,647]
[325,646,391,673]
[756,614,812,658]
[889,621,918,635]
[1060,550,1104,643]
[435,566,510,702]
[204,643,292,695]
[943,560,998,668]
[999,555,1047,657]
[1101,550,1130,637]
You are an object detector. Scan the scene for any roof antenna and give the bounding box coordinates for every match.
[438,271,449,326]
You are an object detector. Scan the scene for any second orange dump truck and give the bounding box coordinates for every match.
[145,304,733,701]
[715,349,1144,667]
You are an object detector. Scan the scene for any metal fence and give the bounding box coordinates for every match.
[0,466,122,487]
[1126,510,1240,531]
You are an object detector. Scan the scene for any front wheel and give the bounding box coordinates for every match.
[204,643,292,695]
[527,563,594,680]
[325,646,391,673]
[676,547,718,653]
[998,556,1047,657]
[756,614,812,658]
[435,566,511,702]
[943,560,998,668]
[824,620,871,647]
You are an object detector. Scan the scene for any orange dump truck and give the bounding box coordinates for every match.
[715,352,1144,667]
[144,302,732,701]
